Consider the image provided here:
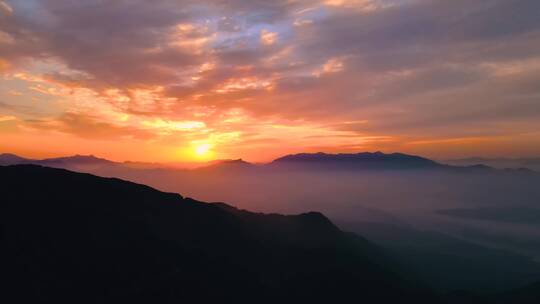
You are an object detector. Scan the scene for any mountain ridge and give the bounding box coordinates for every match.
[270,151,447,170]
[0,151,479,170]
[0,164,439,303]
[4,152,538,176]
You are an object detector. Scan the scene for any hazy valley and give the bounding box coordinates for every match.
[3,152,540,294]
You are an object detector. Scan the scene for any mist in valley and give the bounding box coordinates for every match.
[94,166,540,249]
[3,152,540,292]
[84,163,540,292]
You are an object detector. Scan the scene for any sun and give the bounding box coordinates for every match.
[194,143,212,157]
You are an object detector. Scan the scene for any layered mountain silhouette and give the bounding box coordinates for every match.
[438,207,540,226]
[0,153,117,171]
[0,153,28,164]
[1,151,500,173]
[340,221,540,292]
[1,164,439,303]
[445,157,540,172]
[2,164,540,303]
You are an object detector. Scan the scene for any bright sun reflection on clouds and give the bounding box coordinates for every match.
[192,142,213,159]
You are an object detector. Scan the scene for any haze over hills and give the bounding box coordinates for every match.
[2,164,540,303]
[444,157,540,172]
[0,151,497,171]
[2,151,540,293]
[342,221,540,292]
[1,164,438,303]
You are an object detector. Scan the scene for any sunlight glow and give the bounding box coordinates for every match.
[194,143,212,157]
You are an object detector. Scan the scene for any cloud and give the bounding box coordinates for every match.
[260,29,278,46]
[0,114,15,121]
[24,113,156,141]
[0,1,12,15]
[1,0,540,159]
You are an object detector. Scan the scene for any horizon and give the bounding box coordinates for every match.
[1,0,540,162]
[4,149,540,165]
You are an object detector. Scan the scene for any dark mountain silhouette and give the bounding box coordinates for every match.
[494,281,540,304]
[0,153,28,164]
[200,158,256,171]
[0,164,440,304]
[0,151,470,172]
[445,157,540,172]
[0,152,512,174]
[0,153,118,169]
[207,158,253,166]
[40,154,115,166]
[271,151,444,170]
[269,152,509,174]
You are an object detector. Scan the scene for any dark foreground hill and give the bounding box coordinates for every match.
[0,165,439,304]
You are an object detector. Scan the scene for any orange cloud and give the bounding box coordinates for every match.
[1,0,540,162]
[260,29,278,46]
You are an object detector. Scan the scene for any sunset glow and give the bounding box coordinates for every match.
[1,0,540,162]
[194,143,213,158]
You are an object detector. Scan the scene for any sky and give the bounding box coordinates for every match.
[1,0,540,162]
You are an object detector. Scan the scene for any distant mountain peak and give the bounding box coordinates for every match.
[219,158,250,165]
[203,158,254,169]
[37,154,116,167]
[0,153,32,165]
[0,153,27,160]
[49,154,111,162]
[0,152,117,169]
[271,151,440,170]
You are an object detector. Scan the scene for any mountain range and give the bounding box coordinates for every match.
[2,151,540,296]
[0,151,505,172]
[272,151,442,169]
[2,164,539,303]
[444,157,540,171]
[0,153,116,170]
[1,164,438,303]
